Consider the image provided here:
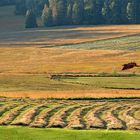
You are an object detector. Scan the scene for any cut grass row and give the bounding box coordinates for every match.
[0,98,139,130]
[60,34,140,50]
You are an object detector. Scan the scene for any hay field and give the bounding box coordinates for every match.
[0,97,140,130]
[0,74,140,98]
[0,6,140,99]
[0,47,140,74]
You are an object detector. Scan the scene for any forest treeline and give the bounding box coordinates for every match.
[1,0,140,28]
[0,0,15,6]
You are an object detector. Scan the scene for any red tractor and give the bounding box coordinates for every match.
[122,62,140,71]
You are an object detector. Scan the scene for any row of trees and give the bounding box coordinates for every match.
[7,0,140,28]
[0,0,15,6]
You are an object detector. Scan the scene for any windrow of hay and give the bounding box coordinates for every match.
[11,105,44,126]
[30,105,62,128]
[84,104,107,129]
[0,104,18,117]
[67,106,91,129]
[0,104,28,125]
[134,110,140,120]
[0,98,140,130]
[48,105,79,128]
[119,105,140,130]
[101,104,125,130]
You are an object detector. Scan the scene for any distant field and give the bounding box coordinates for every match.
[61,76,140,90]
[60,34,140,50]
[1,6,140,47]
[0,48,140,74]
[0,74,140,91]
[0,5,140,99]
[0,6,25,32]
[0,74,90,92]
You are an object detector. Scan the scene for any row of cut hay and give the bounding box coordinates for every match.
[48,105,80,128]
[127,103,140,120]
[0,103,18,117]
[134,109,140,120]
[50,74,97,80]
[45,101,95,129]
[11,104,45,126]
[67,105,92,129]
[0,99,139,130]
[0,104,28,125]
[119,104,140,130]
[84,103,108,129]
[30,105,62,128]
[102,103,125,130]
[126,105,140,130]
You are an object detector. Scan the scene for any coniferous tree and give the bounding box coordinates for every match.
[102,0,111,24]
[42,4,53,26]
[25,9,38,28]
[0,0,15,6]
[66,3,73,24]
[15,0,27,15]
[95,0,104,24]
[84,0,97,24]
[127,2,134,23]
[72,0,84,25]
[9,0,140,26]
[110,0,122,24]
[127,0,140,23]
[49,0,57,25]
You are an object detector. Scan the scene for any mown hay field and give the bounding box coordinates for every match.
[0,74,140,98]
[60,34,140,50]
[0,6,140,99]
[0,98,140,131]
[0,6,140,140]
[0,42,140,98]
[0,48,140,74]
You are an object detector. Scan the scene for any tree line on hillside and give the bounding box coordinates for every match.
[1,0,140,28]
[0,0,15,6]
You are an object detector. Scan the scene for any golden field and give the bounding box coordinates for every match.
[0,47,140,74]
[0,90,140,99]
[0,6,140,98]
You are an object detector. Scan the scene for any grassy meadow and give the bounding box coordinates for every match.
[0,127,140,140]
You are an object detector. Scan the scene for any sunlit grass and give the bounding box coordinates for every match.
[0,126,140,140]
